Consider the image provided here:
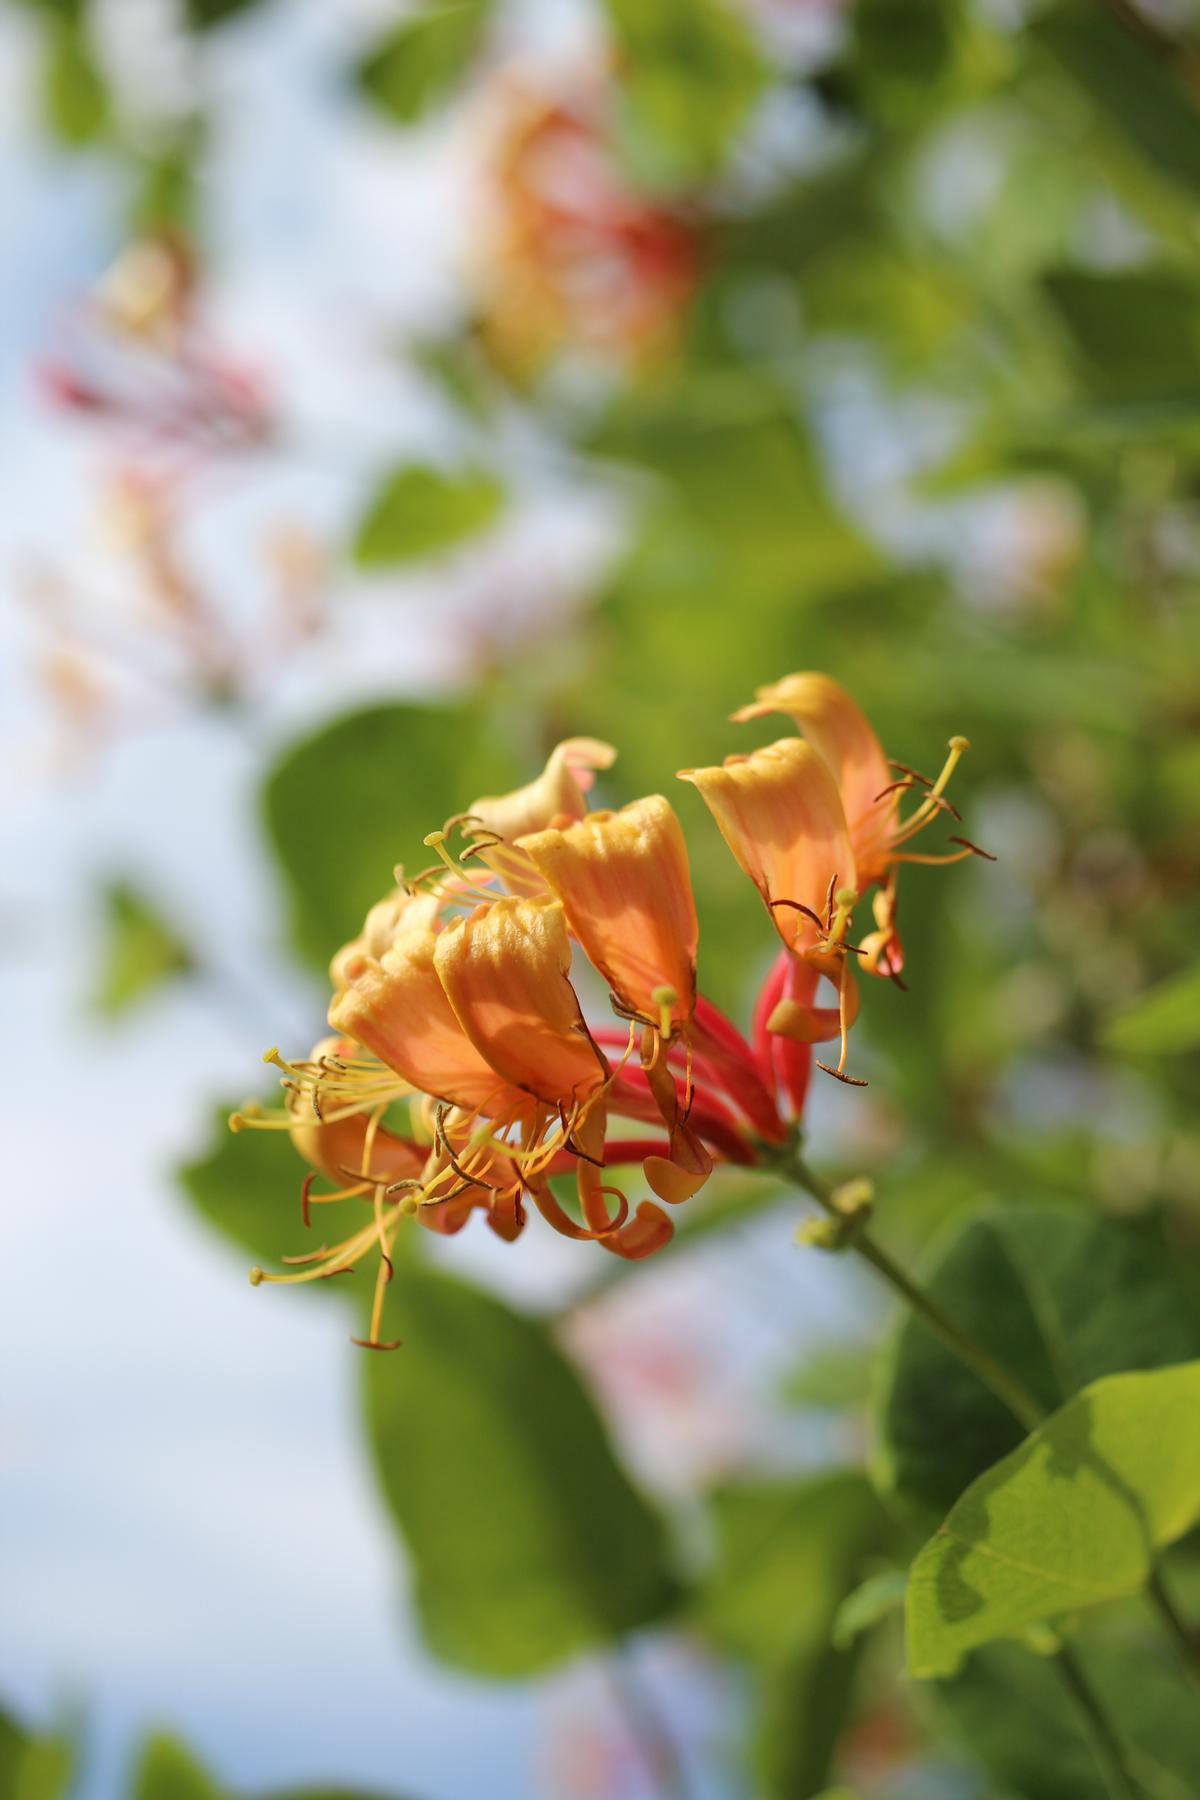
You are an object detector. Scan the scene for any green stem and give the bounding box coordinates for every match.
[1146,1565,1200,1678]
[1055,1644,1145,1800]
[785,1151,1044,1432]
[781,1146,1200,1692]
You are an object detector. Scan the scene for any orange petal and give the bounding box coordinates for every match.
[433,895,608,1107]
[329,887,440,990]
[517,794,698,1029]
[766,967,860,1045]
[679,739,855,950]
[329,928,511,1114]
[468,737,617,897]
[733,673,892,879]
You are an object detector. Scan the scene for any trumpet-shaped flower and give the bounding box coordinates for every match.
[518,795,698,1033]
[729,672,989,979]
[466,737,616,897]
[238,674,986,1345]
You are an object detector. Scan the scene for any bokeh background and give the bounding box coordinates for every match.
[3,0,1198,1795]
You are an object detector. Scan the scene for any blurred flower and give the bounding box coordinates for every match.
[39,230,271,474]
[476,77,703,374]
[241,675,983,1344]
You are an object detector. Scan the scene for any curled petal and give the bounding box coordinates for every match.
[679,739,855,951]
[732,672,892,876]
[518,794,698,1030]
[766,964,860,1045]
[468,738,617,896]
[330,929,511,1114]
[434,895,608,1107]
[329,887,440,990]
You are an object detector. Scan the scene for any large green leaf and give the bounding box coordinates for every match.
[355,2,491,125]
[365,1262,680,1676]
[1104,962,1200,1056]
[875,1205,1200,1515]
[906,1361,1200,1676]
[602,0,764,187]
[1032,1,1200,202]
[933,1637,1200,1800]
[92,880,193,1017]
[1042,268,1200,405]
[261,701,521,967]
[353,464,504,566]
[700,1473,892,1795]
[0,1706,71,1800]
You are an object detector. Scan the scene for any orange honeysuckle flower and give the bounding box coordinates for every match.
[518,794,698,1034]
[433,894,608,1108]
[730,671,988,977]
[330,926,514,1117]
[679,739,855,954]
[239,673,988,1345]
[465,736,616,897]
[679,739,864,1084]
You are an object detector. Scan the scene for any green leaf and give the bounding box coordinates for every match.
[1032,1,1200,202]
[41,15,107,146]
[906,1361,1200,1677]
[933,1637,1200,1800]
[132,1735,225,1800]
[831,1568,907,1649]
[781,1341,874,1412]
[602,0,765,187]
[0,1706,72,1800]
[875,1205,1200,1516]
[92,880,193,1017]
[1103,963,1200,1056]
[700,1473,892,1795]
[261,700,521,968]
[184,0,264,27]
[355,2,490,125]
[365,1262,680,1676]
[1043,268,1200,405]
[353,464,504,566]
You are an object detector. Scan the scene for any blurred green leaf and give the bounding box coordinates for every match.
[132,1735,224,1800]
[1032,1,1200,202]
[356,2,491,125]
[365,1262,680,1675]
[782,1341,875,1412]
[933,1636,1200,1800]
[1043,268,1200,404]
[603,0,765,187]
[185,0,264,28]
[0,1706,71,1800]
[700,1473,892,1795]
[875,1205,1200,1516]
[906,1361,1200,1676]
[41,15,106,146]
[831,1568,907,1649]
[353,464,504,565]
[847,0,965,121]
[93,880,193,1018]
[261,701,521,967]
[1103,963,1200,1056]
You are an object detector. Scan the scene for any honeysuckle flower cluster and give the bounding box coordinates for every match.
[236,674,988,1347]
[477,76,702,374]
